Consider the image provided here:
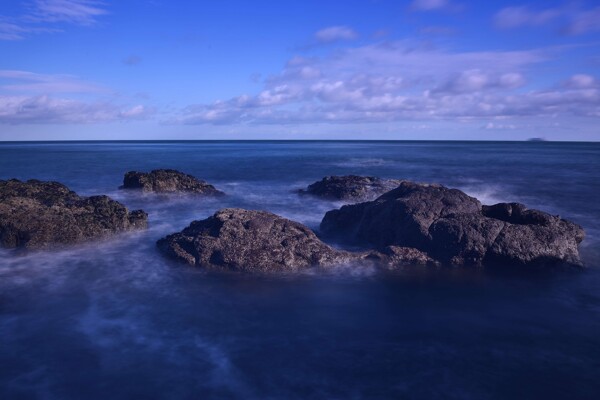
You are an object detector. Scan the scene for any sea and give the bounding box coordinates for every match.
[1,141,599,399]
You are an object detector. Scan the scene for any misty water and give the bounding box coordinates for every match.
[1,141,599,399]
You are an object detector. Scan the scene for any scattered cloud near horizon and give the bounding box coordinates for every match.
[174,40,599,125]
[0,94,151,124]
[0,69,151,124]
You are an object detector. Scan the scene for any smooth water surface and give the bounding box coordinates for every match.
[1,141,599,399]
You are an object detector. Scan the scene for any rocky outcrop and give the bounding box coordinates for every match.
[157,208,436,272]
[298,175,404,202]
[121,169,224,195]
[0,179,148,249]
[157,208,352,272]
[321,181,585,268]
[363,246,440,268]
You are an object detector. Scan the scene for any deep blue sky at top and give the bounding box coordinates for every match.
[0,0,599,140]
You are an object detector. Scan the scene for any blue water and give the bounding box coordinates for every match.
[1,141,599,399]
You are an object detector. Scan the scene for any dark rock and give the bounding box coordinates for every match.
[298,175,404,202]
[321,181,481,249]
[0,179,148,249]
[157,208,354,272]
[121,169,224,195]
[321,181,585,268]
[485,217,584,267]
[482,202,554,226]
[428,213,507,266]
[364,246,440,268]
[157,208,436,272]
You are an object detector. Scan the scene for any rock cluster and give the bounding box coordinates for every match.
[1,173,585,271]
[299,175,404,202]
[0,179,147,249]
[156,208,437,272]
[321,181,584,268]
[121,169,223,195]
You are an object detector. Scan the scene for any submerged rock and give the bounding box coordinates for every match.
[157,208,435,272]
[321,181,585,268]
[0,179,148,249]
[298,175,404,202]
[121,169,224,195]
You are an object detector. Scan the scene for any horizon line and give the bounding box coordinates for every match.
[0,139,598,144]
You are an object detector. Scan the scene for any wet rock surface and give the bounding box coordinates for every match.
[157,208,354,272]
[121,169,224,195]
[298,175,404,202]
[321,181,585,268]
[0,179,147,249]
[157,208,436,272]
[364,246,440,268]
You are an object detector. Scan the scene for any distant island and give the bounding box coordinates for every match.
[527,137,547,142]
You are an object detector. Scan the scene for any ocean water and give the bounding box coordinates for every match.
[1,141,599,399]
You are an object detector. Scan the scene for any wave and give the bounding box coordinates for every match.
[457,183,516,206]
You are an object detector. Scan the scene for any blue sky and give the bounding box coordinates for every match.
[0,0,599,140]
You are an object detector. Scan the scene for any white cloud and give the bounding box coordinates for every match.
[411,0,462,12]
[321,41,546,78]
[0,0,108,41]
[565,7,600,35]
[494,4,600,35]
[171,41,600,125]
[314,26,358,43]
[411,0,449,11]
[28,0,108,26]
[0,69,153,124]
[494,6,559,29]
[0,20,30,40]
[119,104,150,118]
[433,70,526,94]
[0,19,58,40]
[0,70,108,93]
[0,95,151,124]
[564,74,597,89]
[482,122,517,130]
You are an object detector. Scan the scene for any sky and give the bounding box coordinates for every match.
[0,0,599,141]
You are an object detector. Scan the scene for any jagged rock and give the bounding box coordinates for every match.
[298,175,404,201]
[157,208,436,272]
[364,246,440,268]
[0,179,148,249]
[321,181,585,268]
[121,169,224,195]
[157,208,354,272]
[321,182,480,249]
